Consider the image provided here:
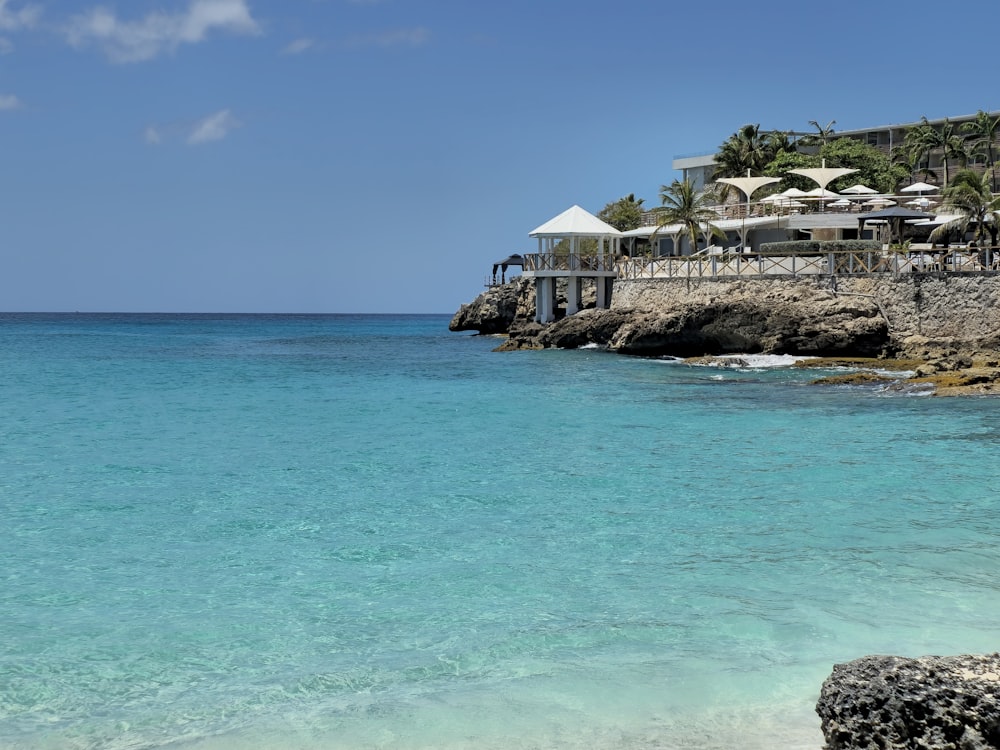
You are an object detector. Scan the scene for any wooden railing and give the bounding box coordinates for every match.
[523,253,618,272]
[614,248,1000,280]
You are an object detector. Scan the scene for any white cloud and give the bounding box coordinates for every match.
[0,37,12,53]
[0,0,41,31]
[282,37,314,55]
[187,109,239,145]
[143,125,162,144]
[348,26,429,49]
[64,0,260,63]
[0,93,22,110]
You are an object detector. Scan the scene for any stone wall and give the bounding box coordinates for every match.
[611,275,1000,348]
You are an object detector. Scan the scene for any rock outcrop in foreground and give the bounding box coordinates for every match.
[816,654,1000,750]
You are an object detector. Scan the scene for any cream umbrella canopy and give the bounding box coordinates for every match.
[714,171,782,249]
[787,159,858,212]
[715,172,783,209]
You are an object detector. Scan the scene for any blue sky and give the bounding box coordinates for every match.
[1,0,997,313]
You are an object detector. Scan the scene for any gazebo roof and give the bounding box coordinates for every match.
[529,205,623,238]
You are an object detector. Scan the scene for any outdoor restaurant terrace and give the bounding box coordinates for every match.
[521,179,998,283]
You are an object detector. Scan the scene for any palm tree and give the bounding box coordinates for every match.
[713,124,793,202]
[902,121,936,181]
[929,169,1000,249]
[941,119,970,184]
[961,109,1000,190]
[655,179,725,255]
[800,119,836,148]
[891,145,937,187]
[764,129,795,156]
[713,124,771,179]
[905,117,967,187]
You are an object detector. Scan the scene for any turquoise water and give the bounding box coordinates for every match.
[2,313,999,750]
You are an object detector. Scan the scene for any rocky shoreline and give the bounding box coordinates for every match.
[449,277,1000,396]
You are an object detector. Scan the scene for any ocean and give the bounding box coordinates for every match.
[2,313,999,750]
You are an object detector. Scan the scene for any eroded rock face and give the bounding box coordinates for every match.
[448,278,532,335]
[606,297,889,358]
[536,308,637,349]
[816,654,1000,750]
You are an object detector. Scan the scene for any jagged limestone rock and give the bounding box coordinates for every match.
[816,654,1000,750]
[449,278,532,335]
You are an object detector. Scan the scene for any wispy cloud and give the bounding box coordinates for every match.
[64,0,260,63]
[143,126,162,145]
[0,0,41,31]
[282,37,314,55]
[187,109,239,145]
[347,26,429,49]
[0,93,21,109]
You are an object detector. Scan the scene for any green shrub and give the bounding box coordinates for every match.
[758,240,881,256]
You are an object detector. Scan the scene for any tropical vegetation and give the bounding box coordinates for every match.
[799,119,837,148]
[902,117,968,188]
[711,124,795,201]
[655,179,725,254]
[929,169,1000,248]
[961,110,1000,190]
[598,193,645,232]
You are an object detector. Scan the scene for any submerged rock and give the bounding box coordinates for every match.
[816,654,1000,750]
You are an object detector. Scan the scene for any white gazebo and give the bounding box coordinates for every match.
[523,205,622,322]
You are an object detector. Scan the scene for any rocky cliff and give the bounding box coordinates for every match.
[456,275,1000,355]
[448,277,534,335]
[451,274,1000,393]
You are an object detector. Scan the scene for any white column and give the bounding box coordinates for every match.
[566,277,581,316]
[596,277,608,309]
[534,278,545,323]
[547,278,557,322]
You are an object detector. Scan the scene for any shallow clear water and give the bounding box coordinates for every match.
[2,313,999,749]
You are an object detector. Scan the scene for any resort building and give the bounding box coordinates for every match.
[675,110,1000,191]
[518,111,1000,323]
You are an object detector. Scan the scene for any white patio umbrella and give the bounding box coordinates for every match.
[780,187,810,198]
[803,188,840,199]
[900,181,940,194]
[829,198,852,208]
[905,197,934,209]
[840,184,878,195]
[865,197,897,207]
